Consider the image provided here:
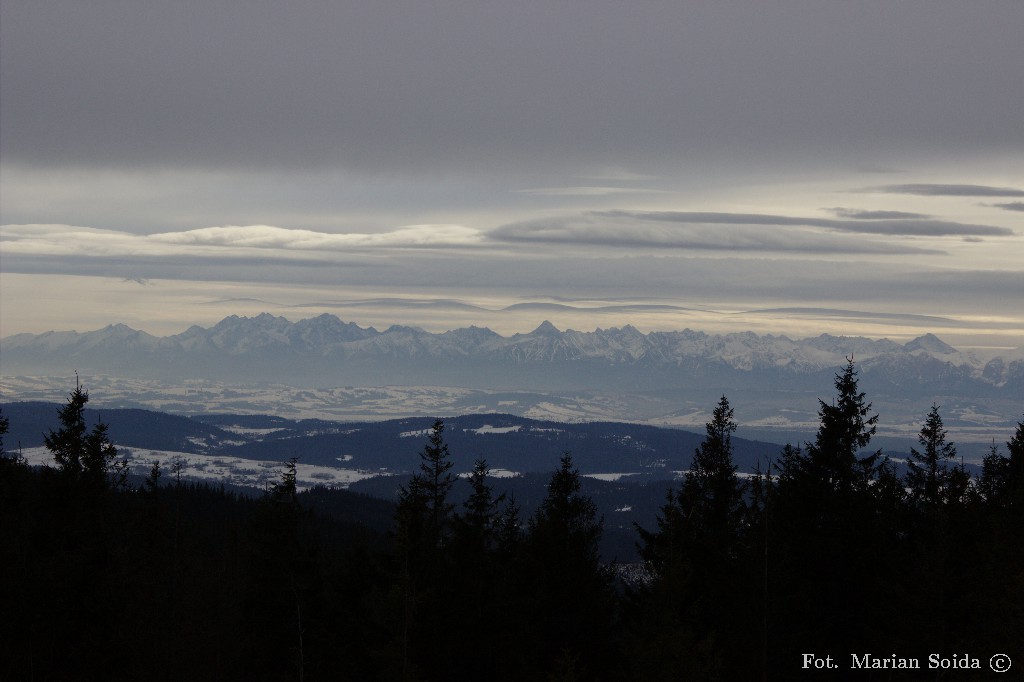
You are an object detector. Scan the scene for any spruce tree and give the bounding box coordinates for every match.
[679,395,744,548]
[144,459,162,495]
[771,359,884,664]
[0,409,13,465]
[803,358,880,492]
[529,454,602,565]
[1007,415,1024,493]
[634,396,749,678]
[979,441,1009,503]
[453,458,504,554]
[905,404,957,508]
[243,457,310,680]
[399,418,455,553]
[522,454,613,678]
[391,419,456,680]
[44,380,123,488]
[448,459,507,679]
[635,487,686,576]
[639,396,742,574]
[978,416,1024,506]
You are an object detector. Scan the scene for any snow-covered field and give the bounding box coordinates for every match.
[18,445,388,491]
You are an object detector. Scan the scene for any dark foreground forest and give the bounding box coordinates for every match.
[1,362,1022,681]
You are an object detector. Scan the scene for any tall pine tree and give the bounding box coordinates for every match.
[771,359,885,664]
[905,404,957,509]
[391,419,457,680]
[633,396,749,679]
[802,358,880,493]
[679,395,744,549]
[44,379,124,489]
[521,454,615,679]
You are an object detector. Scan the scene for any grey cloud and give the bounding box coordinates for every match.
[6,247,1024,337]
[3,0,1021,346]
[492,214,946,254]
[512,187,671,197]
[0,241,941,299]
[501,302,702,315]
[992,202,1024,212]
[736,308,1018,331]
[275,300,1024,333]
[807,220,1007,237]
[854,164,909,175]
[294,298,491,314]
[3,1,1022,178]
[148,224,485,250]
[495,259,1024,319]
[866,184,1024,197]
[826,208,931,220]
[2,253,379,287]
[593,210,1011,237]
[202,297,284,308]
[746,307,954,324]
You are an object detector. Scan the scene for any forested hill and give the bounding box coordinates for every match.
[1,376,1023,680]
[2,402,783,477]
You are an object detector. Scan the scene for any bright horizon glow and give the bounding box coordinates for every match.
[2,272,1022,352]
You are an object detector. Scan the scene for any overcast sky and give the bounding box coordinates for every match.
[2,1,1022,348]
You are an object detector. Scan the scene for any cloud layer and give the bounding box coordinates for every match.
[4,2,1022,177]
[867,184,1024,197]
[1,1,1022,348]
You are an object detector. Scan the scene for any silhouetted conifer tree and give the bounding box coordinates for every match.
[802,358,880,492]
[392,419,457,679]
[633,396,750,678]
[905,404,957,509]
[980,441,1009,503]
[680,396,744,544]
[44,379,126,489]
[771,359,886,665]
[522,454,615,679]
[1007,415,1024,495]
[453,458,504,553]
[0,409,10,462]
[241,457,313,680]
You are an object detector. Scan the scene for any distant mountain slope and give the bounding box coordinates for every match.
[2,402,781,477]
[4,314,1022,397]
[197,412,785,476]
[0,402,240,454]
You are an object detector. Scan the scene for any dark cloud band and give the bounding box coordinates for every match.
[865,184,1024,197]
[591,210,1012,237]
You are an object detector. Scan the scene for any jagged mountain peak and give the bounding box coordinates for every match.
[804,333,902,357]
[6,313,1018,397]
[383,324,427,335]
[291,314,376,345]
[904,333,957,355]
[530,320,561,336]
[598,324,643,336]
[99,322,137,333]
[443,325,502,340]
[293,313,339,327]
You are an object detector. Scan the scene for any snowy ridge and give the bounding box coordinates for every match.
[3,313,1022,391]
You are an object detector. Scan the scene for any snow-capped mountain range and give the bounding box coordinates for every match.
[3,312,1021,390]
[3,314,1022,449]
